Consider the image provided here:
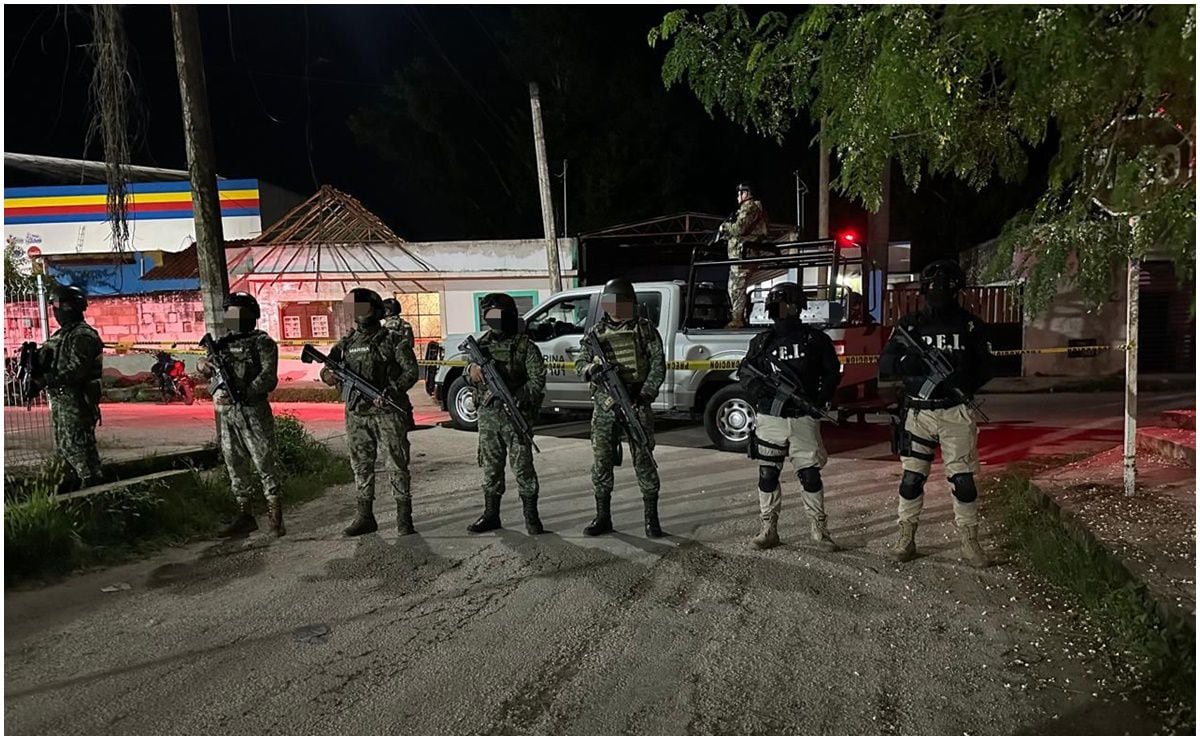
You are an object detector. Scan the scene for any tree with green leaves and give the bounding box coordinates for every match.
[649,5,1195,312]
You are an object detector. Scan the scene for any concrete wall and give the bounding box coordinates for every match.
[1022,277,1127,376]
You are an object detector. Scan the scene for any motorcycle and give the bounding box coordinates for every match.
[151,351,195,405]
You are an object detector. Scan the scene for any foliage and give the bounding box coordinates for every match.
[5,489,80,582]
[993,475,1195,731]
[649,5,1195,314]
[273,412,354,503]
[4,416,350,584]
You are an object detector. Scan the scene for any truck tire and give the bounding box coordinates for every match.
[446,375,479,432]
[703,384,756,453]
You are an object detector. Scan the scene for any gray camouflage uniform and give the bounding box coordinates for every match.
[469,330,546,502]
[575,315,666,504]
[329,325,419,504]
[38,320,103,483]
[205,330,281,506]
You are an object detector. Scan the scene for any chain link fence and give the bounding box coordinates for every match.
[4,273,55,470]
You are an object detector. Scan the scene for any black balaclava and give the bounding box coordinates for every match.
[481,293,519,335]
[345,288,383,330]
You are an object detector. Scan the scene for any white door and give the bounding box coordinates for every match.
[524,292,597,408]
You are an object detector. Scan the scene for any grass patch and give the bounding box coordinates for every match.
[269,386,342,403]
[992,474,1195,731]
[4,414,350,586]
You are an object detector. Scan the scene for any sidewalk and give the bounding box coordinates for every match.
[1030,408,1196,630]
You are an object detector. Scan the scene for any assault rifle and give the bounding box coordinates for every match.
[301,343,406,414]
[198,333,243,405]
[16,341,41,409]
[580,330,655,466]
[891,324,989,422]
[740,358,837,424]
[459,335,539,453]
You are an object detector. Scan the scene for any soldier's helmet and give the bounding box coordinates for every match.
[736,182,755,197]
[601,277,636,303]
[55,285,89,312]
[919,260,965,294]
[382,298,401,317]
[765,281,806,319]
[480,292,518,317]
[346,288,385,324]
[223,292,261,321]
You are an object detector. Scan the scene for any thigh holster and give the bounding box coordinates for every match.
[747,431,788,464]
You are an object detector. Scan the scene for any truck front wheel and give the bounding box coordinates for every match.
[703,384,756,453]
[446,375,479,431]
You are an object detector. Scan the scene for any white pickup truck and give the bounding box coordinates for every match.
[429,280,887,451]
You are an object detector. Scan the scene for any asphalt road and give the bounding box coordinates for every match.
[4,392,1189,734]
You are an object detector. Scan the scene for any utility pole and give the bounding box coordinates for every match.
[793,170,807,233]
[817,119,831,298]
[529,83,562,293]
[172,5,228,336]
[1123,225,1141,496]
[818,120,830,241]
[560,159,569,237]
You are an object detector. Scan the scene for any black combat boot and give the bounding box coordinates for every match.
[343,499,378,537]
[219,500,258,537]
[583,496,614,536]
[467,495,502,533]
[521,496,545,535]
[396,497,416,536]
[266,497,285,537]
[643,497,664,538]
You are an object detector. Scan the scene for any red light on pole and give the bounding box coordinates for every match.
[838,231,858,247]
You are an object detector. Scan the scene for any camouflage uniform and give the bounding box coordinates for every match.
[330,325,419,508]
[383,315,416,349]
[575,315,666,513]
[469,331,546,524]
[719,198,769,326]
[38,320,103,483]
[209,330,281,507]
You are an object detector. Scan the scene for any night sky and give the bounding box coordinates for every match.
[4,5,1045,263]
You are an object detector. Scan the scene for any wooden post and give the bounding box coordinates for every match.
[816,119,831,298]
[1123,244,1141,496]
[529,83,563,293]
[171,5,229,336]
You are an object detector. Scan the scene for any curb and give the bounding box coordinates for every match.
[1018,477,1195,638]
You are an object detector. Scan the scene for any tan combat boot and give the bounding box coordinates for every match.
[752,517,780,549]
[809,515,837,552]
[893,520,918,563]
[958,525,991,568]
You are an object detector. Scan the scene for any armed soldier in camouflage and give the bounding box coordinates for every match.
[718,182,770,329]
[464,292,548,535]
[575,278,667,538]
[321,288,420,537]
[382,297,416,348]
[35,286,103,485]
[197,292,284,536]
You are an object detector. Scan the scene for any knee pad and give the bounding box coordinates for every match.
[758,466,781,492]
[899,471,927,501]
[949,473,978,503]
[797,467,823,493]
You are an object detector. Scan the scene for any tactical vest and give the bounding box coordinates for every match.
[599,320,648,386]
[47,322,103,385]
[219,330,268,399]
[481,332,529,391]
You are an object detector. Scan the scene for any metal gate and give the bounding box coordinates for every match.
[4,274,55,470]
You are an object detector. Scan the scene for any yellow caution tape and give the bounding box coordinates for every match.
[104,343,1127,369]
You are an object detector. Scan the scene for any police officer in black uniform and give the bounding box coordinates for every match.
[880,260,994,567]
[739,282,842,550]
